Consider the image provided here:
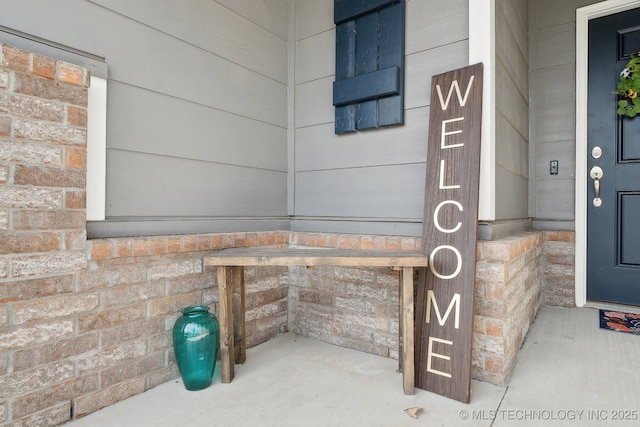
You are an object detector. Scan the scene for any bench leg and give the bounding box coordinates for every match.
[401,267,415,395]
[230,266,246,364]
[218,266,235,383]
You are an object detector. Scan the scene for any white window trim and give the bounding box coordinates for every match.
[86,76,107,221]
[575,0,640,307]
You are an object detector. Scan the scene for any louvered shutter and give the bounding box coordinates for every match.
[333,0,405,134]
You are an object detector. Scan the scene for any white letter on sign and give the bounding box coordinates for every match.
[439,159,461,190]
[429,245,462,280]
[425,290,461,329]
[436,75,476,110]
[427,336,453,378]
[434,200,463,233]
[441,117,465,149]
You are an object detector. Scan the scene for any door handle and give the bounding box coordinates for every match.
[590,166,603,207]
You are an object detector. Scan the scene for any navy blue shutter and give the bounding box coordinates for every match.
[333,0,405,134]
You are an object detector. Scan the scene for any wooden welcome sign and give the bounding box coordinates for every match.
[415,63,483,403]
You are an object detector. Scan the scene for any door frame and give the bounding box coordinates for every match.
[575,0,640,307]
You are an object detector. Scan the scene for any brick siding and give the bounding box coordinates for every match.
[542,231,576,307]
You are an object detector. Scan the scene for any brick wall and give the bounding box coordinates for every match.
[0,44,91,425]
[473,232,543,384]
[542,231,576,307]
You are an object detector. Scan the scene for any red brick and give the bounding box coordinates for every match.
[245,233,257,247]
[65,147,86,169]
[13,210,85,230]
[58,61,83,85]
[400,237,416,251]
[167,237,182,253]
[1,44,30,71]
[0,275,74,303]
[65,230,86,250]
[12,375,98,419]
[100,353,163,388]
[78,304,147,333]
[73,377,145,418]
[149,293,199,317]
[65,190,85,209]
[197,235,211,250]
[276,231,288,244]
[257,232,268,245]
[223,234,235,248]
[183,236,197,251]
[15,294,99,324]
[10,401,71,427]
[14,333,98,371]
[337,235,349,249]
[90,240,112,260]
[148,237,167,255]
[113,239,131,257]
[267,232,276,245]
[485,319,504,336]
[484,355,504,374]
[132,238,151,256]
[67,105,87,127]
[32,54,56,79]
[14,164,85,188]
[348,235,361,249]
[0,231,60,254]
[102,283,165,308]
[13,73,88,106]
[386,237,400,250]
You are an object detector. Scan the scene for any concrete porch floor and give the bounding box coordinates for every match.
[66,306,640,426]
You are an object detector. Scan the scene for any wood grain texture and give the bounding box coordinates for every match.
[230,266,246,364]
[217,267,235,383]
[205,247,427,268]
[401,266,415,395]
[415,63,483,403]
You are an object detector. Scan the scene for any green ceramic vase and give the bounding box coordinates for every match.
[172,305,219,391]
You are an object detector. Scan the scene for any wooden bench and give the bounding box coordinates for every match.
[203,246,428,395]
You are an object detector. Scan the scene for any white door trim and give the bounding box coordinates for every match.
[575,0,640,307]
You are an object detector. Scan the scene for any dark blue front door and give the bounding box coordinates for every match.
[587,7,640,306]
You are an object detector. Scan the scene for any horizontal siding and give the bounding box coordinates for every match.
[295,29,335,84]
[107,150,287,217]
[1,0,289,236]
[296,0,335,40]
[296,108,428,172]
[217,0,289,41]
[405,40,469,110]
[405,0,468,55]
[295,164,425,219]
[90,0,288,83]
[106,82,287,172]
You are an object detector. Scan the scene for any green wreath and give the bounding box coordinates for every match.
[616,53,640,117]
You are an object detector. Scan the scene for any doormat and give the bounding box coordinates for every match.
[599,310,640,335]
